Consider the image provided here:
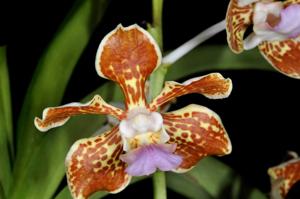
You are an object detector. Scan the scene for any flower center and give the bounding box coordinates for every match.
[119,108,169,151]
[243,2,300,50]
[253,1,283,29]
[266,13,281,28]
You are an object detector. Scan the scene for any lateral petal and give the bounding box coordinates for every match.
[66,127,131,198]
[163,104,232,172]
[34,95,124,132]
[149,73,232,112]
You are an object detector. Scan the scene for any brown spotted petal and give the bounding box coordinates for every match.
[268,157,300,199]
[66,127,131,199]
[259,36,300,79]
[285,0,300,4]
[162,104,232,173]
[34,95,124,132]
[149,73,232,112]
[226,0,254,53]
[95,24,162,109]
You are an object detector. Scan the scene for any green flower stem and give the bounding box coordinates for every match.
[150,0,167,199]
[149,0,165,101]
[152,0,163,49]
[153,171,167,199]
[149,63,169,101]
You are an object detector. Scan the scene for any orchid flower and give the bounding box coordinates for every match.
[226,0,300,78]
[268,152,300,199]
[34,24,232,199]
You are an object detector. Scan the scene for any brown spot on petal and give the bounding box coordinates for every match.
[184,113,190,117]
[182,133,188,138]
[101,155,108,161]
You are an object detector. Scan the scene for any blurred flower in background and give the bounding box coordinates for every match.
[226,0,300,78]
[268,152,300,199]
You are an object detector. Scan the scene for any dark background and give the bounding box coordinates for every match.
[1,0,300,198]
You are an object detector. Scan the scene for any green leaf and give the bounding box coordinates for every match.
[54,187,72,199]
[13,0,109,190]
[165,45,271,81]
[0,182,5,199]
[10,82,117,199]
[0,47,12,197]
[54,176,147,199]
[167,157,267,199]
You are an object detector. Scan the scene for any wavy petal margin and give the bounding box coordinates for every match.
[95,24,162,109]
[34,95,124,132]
[149,73,232,111]
[268,157,300,199]
[226,0,254,53]
[163,104,232,172]
[66,127,131,199]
